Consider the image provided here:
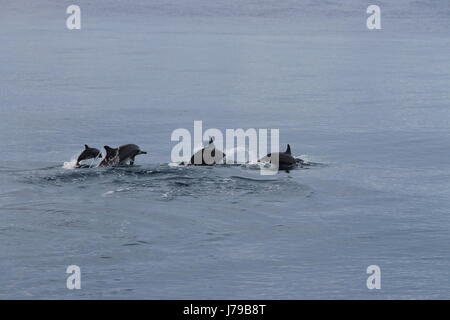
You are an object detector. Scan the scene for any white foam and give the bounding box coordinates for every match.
[63,156,78,169]
[168,162,182,167]
[298,154,312,164]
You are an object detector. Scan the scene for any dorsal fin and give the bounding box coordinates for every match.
[286,144,291,155]
[85,144,89,149]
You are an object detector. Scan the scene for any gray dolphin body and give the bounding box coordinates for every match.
[99,144,147,167]
[76,144,102,166]
[189,138,226,165]
[258,144,297,171]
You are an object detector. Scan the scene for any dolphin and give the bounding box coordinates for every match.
[189,137,226,165]
[76,144,102,166]
[258,144,297,171]
[99,144,147,167]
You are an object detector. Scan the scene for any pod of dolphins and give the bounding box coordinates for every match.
[76,144,146,167]
[76,140,302,171]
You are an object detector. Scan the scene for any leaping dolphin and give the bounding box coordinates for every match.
[76,145,102,166]
[258,144,297,171]
[189,137,226,165]
[99,144,147,167]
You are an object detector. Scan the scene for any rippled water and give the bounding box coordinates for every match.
[1,0,450,299]
[18,163,316,200]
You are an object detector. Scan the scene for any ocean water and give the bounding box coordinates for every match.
[0,0,449,299]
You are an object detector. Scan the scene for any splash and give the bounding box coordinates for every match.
[63,151,104,169]
[63,156,78,169]
[168,162,183,167]
[297,154,315,165]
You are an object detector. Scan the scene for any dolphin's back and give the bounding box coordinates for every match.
[118,144,146,163]
[190,143,225,165]
[77,147,101,164]
[77,150,90,163]
[259,152,296,169]
[118,144,139,161]
[278,152,296,165]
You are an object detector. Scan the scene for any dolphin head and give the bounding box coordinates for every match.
[103,145,119,161]
[76,144,102,164]
[85,145,102,158]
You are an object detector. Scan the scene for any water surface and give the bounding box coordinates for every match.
[0,0,449,299]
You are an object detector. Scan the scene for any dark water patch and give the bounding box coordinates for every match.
[229,175,279,182]
[12,162,318,201]
[18,164,172,186]
[122,242,141,246]
[16,159,325,186]
[302,161,326,168]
